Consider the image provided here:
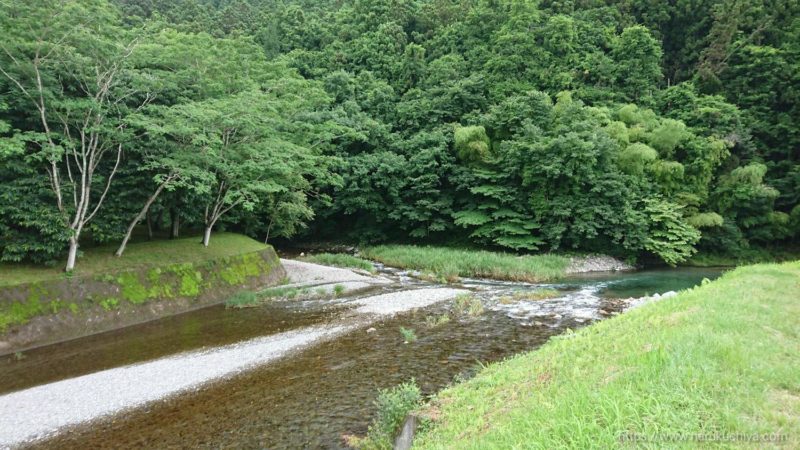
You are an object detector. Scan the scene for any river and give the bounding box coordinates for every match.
[0,264,724,449]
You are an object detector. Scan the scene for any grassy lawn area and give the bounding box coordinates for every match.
[298,253,376,273]
[360,245,569,282]
[414,261,800,449]
[0,233,268,287]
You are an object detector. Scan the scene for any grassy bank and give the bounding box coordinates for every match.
[0,233,267,287]
[360,245,569,282]
[298,253,376,273]
[414,261,800,449]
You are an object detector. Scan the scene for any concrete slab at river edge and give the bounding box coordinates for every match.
[0,287,467,448]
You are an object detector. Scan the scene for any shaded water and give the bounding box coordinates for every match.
[2,266,725,449]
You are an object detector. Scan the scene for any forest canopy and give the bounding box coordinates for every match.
[1,0,798,270]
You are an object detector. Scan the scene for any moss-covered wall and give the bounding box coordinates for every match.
[0,247,285,354]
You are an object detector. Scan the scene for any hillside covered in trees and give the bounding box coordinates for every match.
[1,0,798,270]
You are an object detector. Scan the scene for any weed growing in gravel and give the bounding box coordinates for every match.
[333,284,345,297]
[425,313,451,328]
[224,290,260,308]
[452,294,484,317]
[399,326,418,343]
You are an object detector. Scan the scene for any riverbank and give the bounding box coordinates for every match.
[0,234,285,353]
[413,261,800,448]
[0,232,268,287]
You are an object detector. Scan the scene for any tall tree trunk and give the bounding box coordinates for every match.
[66,237,78,272]
[115,180,170,257]
[146,210,153,240]
[170,208,180,239]
[202,224,213,247]
[264,219,273,244]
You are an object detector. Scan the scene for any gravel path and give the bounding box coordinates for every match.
[0,286,466,448]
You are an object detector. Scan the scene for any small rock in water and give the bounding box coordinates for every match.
[300,252,305,256]
[366,327,376,333]
[598,309,610,316]
[661,291,678,298]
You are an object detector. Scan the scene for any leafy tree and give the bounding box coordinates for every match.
[0,0,150,271]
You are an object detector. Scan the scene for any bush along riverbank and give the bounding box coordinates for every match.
[411,261,800,449]
[0,234,285,353]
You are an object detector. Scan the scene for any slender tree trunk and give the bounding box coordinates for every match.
[115,180,169,256]
[146,210,153,240]
[170,209,180,239]
[264,219,273,244]
[202,225,213,247]
[66,237,79,272]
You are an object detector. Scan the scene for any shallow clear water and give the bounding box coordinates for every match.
[2,265,726,449]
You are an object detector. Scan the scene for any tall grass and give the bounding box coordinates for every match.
[298,253,376,273]
[361,245,569,282]
[414,261,800,449]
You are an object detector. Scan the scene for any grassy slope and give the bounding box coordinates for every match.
[361,245,569,282]
[415,261,800,449]
[0,233,267,287]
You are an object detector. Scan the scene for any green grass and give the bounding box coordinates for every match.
[400,326,418,343]
[0,232,267,287]
[360,245,569,282]
[298,253,376,273]
[415,261,800,449]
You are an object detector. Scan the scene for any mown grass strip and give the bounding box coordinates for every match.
[0,233,268,287]
[414,261,800,449]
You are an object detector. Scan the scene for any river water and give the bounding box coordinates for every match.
[0,265,724,449]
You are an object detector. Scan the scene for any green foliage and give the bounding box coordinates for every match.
[117,272,149,304]
[454,125,491,163]
[224,290,260,309]
[1,0,797,267]
[333,284,346,297]
[399,327,417,343]
[643,199,701,265]
[356,380,422,450]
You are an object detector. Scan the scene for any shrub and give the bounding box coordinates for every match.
[354,380,422,449]
[225,290,260,308]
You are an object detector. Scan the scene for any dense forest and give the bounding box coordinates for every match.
[1,0,798,270]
